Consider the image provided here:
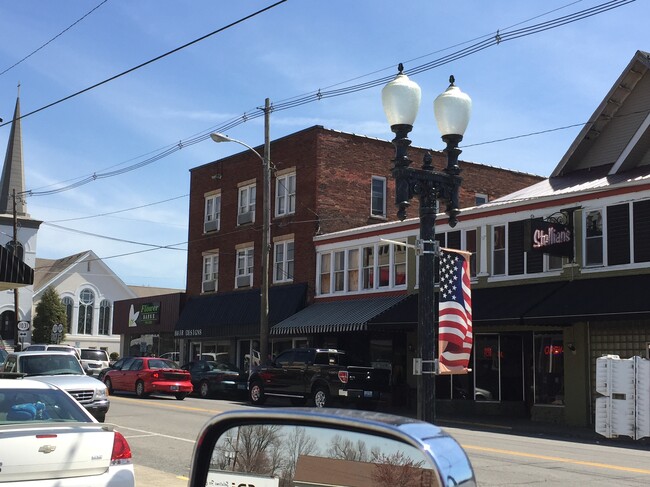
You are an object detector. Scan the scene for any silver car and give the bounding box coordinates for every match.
[0,351,109,422]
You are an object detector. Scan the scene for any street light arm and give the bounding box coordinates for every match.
[210,132,264,163]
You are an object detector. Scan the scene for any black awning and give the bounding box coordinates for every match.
[174,283,306,339]
[524,274,650,324]
[271,294,414,335]
[0,245,33,291]
[473,274,650,326]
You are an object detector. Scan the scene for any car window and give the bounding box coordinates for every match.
[149,359,179,370]
[0,388,90,423]
[214,362,239,372]
[120,357,135,370]
[128,359,143,371]
[275,351,294,366]
[21,355,83,375]
[293,350,311,365]
[80,350,109,361]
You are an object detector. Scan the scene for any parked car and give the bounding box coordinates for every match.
[103,356,193,400]
[97,356,131,381]
[79,348,110,376]
[0,378,135,486]
[0,351,110,422]
[0,348,7,367]
[181,360,248,399]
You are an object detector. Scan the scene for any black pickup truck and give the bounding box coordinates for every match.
[248,348,391,409]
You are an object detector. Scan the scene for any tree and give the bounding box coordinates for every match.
[32,287,67,344]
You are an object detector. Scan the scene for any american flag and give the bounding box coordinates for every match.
[438,248,473,374]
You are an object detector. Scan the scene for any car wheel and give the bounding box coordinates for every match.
[199,381,210,399]
[135,380,148,398]
[290,397,307,406]
[312,386,330,408]
[104,378,114,395]
[249,381,266,405]
[175,393,189,400]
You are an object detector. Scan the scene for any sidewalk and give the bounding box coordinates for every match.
[134,464,188,487]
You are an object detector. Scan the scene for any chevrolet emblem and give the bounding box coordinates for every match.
[38,445,57,454]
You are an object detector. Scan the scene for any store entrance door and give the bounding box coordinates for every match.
[190,342,202,362]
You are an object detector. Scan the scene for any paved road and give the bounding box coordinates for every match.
[134,464,188,487]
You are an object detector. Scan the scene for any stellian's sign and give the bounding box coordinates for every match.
[525,219,574,257]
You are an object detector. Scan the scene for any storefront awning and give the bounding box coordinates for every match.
[271,294,416,335]
[175,283,306,339]
[473,274,650,325]
[0,245,34,291]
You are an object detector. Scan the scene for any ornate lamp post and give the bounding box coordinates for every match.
[382,65,471,423]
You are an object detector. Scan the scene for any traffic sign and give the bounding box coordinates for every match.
[18,331,28,337]
[17,321,30,331]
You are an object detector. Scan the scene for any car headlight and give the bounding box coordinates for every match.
[96,387,108,399]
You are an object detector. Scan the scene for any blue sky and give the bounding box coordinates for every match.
[0,0,646,290]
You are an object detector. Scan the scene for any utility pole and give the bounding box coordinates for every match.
[259,98,271,366]
[12,189,20,346]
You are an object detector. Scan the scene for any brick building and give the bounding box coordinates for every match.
[175,126,543,367]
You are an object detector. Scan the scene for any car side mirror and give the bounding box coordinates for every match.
[188,409,476,487]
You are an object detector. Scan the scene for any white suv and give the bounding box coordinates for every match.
[79,349,110,376]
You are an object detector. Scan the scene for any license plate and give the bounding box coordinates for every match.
[364,391,373,398]
[170,385,179,391]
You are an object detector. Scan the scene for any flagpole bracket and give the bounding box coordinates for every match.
[415,239,440,256]
[413,358,439,375]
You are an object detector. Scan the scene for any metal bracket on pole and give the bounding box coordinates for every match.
[413,358,439,375]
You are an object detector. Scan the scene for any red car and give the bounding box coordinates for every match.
[103,357,193,400]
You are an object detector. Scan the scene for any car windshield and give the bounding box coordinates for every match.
[80,350,109,361]
[148,359,179,370]
[20,355,84,376]
[0,387,91,423]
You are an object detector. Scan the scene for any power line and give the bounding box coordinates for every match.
[0,0,288,128]
[0,0,110,77]
[20,0,637,198]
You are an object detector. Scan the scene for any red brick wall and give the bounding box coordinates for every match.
[186,126,544,299]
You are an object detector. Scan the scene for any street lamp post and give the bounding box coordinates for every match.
[382,65,471,424]
[210,99,272,368]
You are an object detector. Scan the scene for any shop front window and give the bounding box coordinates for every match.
[474,335,500,401]
[534,333,564,405]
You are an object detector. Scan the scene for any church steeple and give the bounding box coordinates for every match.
[0,92,29,217]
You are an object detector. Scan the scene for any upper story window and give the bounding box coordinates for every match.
[204,193,221,233]
[78,288,94,335]
[492,225,506,275]
[585,209,603,266]
[463,229,478,277]
[274,240,294,283]
[371,176,386,218]
[98,300,111,335]
[6,240,24,261]
[236,247,254,288]
[238,183,256,225]
[318,241,406,295]
[203,252,219,293]
[475,193,488,206]
[276,172,296,217]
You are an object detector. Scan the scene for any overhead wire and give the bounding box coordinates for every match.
[23,0,636,198]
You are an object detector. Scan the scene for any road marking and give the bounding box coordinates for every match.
[463,445,650,475]
[109,394,224,413]
[115,424,197,444]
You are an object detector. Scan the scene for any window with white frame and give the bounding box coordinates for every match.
[493,225,506,275]
[274,240,294,283]
[475,193,488,206]
[371,176,386,218]
[238,183,256,225]
[203,253,219,292]
[77,288,94,335]
[62,296,74,333]
[318,241,406,295]
[98,300,111,335]
[204,193,221,233]
[585,209,603,266]
[276,172,296,217]
[236,247,254,288]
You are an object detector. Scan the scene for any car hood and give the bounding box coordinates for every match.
[27,374,106,389]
